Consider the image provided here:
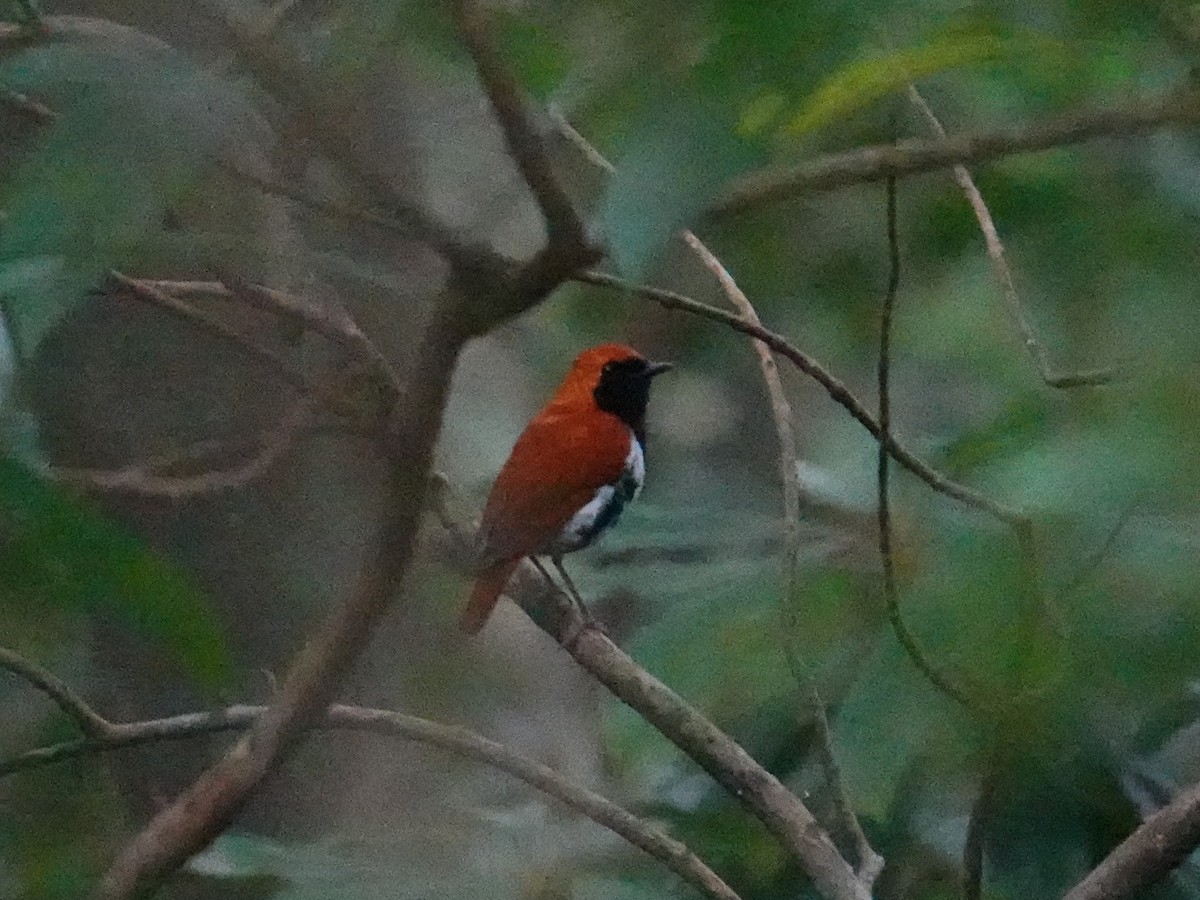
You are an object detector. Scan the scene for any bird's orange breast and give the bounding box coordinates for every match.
[475,401,633,567]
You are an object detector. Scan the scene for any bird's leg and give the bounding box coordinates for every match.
[552,556,595,620]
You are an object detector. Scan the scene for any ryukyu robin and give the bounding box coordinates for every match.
[459,343,671,634]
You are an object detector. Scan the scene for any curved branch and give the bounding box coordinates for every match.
[714,87,1200,216]
[681,231,882,885]
[2,704,740,900]
[575,269,1025,526]
[876,178,975,712]
[906,85,1119,388]
[51,397,312,500]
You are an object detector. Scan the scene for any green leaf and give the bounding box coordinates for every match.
[776,26,1029,138]
[600,96,758,277]
[0,458,232,688]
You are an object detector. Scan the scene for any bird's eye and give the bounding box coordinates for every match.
[602,361,616,374]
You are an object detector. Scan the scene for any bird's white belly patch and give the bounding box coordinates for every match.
[551,433,644,555]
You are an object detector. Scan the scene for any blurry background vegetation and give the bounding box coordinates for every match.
[3,0,1200,897]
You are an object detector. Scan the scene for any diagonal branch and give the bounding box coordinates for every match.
[95,293,468,898]
[714,87,1200,216]
[449,0,590,254]
[0,647,116,741]
[575,269,1026,527]
[681,231,883,886]
[1062,778,1200,900]
[434,484,870,900]
[906,85,1119,388]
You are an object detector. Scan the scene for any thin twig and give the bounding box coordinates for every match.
[575,269,1026,527]
[714,86,1200,215]
[876,177,975,712]
[681,230,882,886]
[109,272,310,395]
[0,647,116,740]
[906,86,1119,388]
[217,165,488,272]
[50,397,312,499]
[0,692,739,900]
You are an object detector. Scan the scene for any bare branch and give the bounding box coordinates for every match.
[0,647,116,741]
[714,87,1200,216]
[575,269,1026,527]
[217,165,492,275]
[3,701,740,900]
[1062,779,1200,900]
[434,486,870,900]
[50,397,312,499]
[906,86,1119,388]
[450,0,591,255]
[109,272,310,395]
[681,231,883,886]
[0,88,55,122]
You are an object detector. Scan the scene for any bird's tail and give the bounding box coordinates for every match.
[459,559,520,634]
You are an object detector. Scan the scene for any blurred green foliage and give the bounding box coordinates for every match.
[3,0,1200,898]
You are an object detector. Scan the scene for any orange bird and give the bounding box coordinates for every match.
[460,343,672,634]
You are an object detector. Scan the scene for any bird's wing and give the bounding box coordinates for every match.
[475,407,630,567]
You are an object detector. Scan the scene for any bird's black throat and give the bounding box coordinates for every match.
[593,357,666,447]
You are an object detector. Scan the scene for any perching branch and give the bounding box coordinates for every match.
[681,231,882,886]
[714,86,1200,215]
[434,484,871,900]
[906,85,1119,388]
[575,269,1026,527]
[0,650,740,900]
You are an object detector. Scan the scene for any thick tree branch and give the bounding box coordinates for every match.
[0,650,739,900]
[906,86,1119,388]
[95,297,467,899]
[1062,780,1200,900]
[681,231,882,886]
[434,490,870,900]
[449,0,592,256]
[575,269,1026,527]
[714,87,1200,216]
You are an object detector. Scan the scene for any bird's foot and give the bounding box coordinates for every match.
[560,611,609,652]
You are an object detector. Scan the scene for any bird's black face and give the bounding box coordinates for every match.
[593,356,672,445]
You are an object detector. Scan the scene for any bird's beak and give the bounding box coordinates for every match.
[645,361,673,377]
